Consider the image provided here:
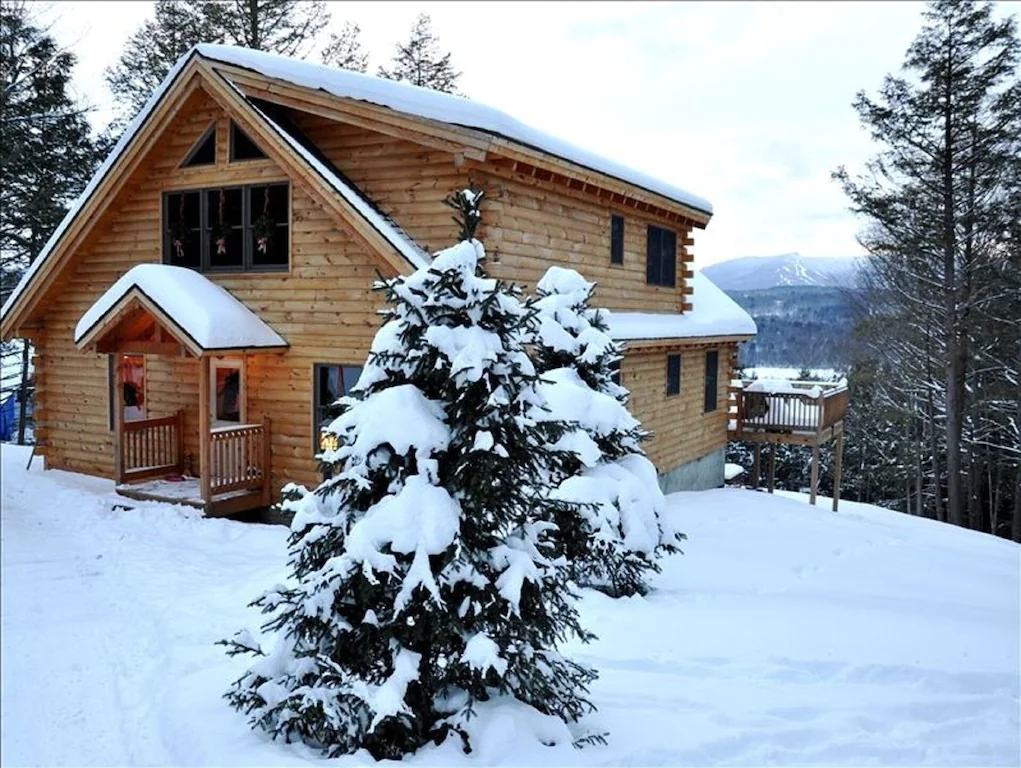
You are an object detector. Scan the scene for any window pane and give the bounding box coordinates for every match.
[646,225,660,284]
[231,122,267,161]
[662,228,677,287]
[704,350,719,412]
[165,192,201,269]
[207,188,244,269]
[250,184,289,269]
[667,354,681,396]
[183,129,215,167]
[122,354,145,421]
[610,214,624,264]
[341,365,363,395]
[216,367,241,422]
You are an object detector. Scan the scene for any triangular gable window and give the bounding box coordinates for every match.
[230,121,267,161]
[181,125,216,167]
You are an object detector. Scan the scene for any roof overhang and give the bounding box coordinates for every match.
[1,50,428,342]
[75,265,289,357]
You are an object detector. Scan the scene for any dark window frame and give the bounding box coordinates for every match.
[313,363,364,453]
[704,349,719,412]
[162,182,290,273]
[610,214,625,265]
[646,224,677,287]
[230,120,268,162]
[180,124,216,168]
[666,353,681,396]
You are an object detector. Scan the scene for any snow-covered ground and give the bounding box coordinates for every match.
[2,443,1018,766]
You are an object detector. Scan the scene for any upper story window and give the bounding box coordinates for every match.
[163,182,289,273]
[704,349,719,412]
[646,224,677,287]
[610,214,624,264]
[666,353,681,396]
[181,125,215,167]
[230,121,267,161]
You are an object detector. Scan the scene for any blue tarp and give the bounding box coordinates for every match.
[0,393,17,441]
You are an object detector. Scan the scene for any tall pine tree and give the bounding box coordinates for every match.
[220,189,597,758]
[105,0,331,126]
[1,1,101,442]
[104,0,222,122]
[835,0,1020,533]
[378,13,461,94]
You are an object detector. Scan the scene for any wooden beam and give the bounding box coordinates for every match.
[220,66,490,160]
[832,427,844,513]
[810,444,820,506]
[767,443,776,494]
[96,341,185,356]
[199,358,210,504]
[113,354,125,484]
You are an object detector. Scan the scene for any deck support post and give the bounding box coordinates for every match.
[261,415,272,507]
[752,444,761,490]
[810,444,820,506]
[832,425,844,512]
[767,442,776,494]
[199,357,211,505]
[113,354,124,484]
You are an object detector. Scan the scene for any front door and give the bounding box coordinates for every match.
[210,358,245,427]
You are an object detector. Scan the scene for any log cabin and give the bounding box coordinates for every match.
[0,45,756,516]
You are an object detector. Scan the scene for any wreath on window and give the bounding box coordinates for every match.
[211,190,232,256]
[169,195,191,261]
[252,186,275,255]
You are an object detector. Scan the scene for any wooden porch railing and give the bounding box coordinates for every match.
[206,419,271,501]
[120,410,184,484]
[732,382,848,436]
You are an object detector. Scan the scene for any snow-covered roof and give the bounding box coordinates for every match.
[1,49,199,323]
[606,273,757,342]
[75,264,288,353]
[243,93,429,269]
[196,44,713,216]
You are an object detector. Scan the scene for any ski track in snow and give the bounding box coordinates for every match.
[1,444,1018,766]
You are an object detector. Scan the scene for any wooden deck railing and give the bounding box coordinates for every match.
[120,410,184,483]
[731,381,848,436]
[206,419,270,500]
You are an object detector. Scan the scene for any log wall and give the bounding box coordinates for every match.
[29,86,728,501]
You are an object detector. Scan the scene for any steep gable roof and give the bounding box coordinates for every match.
[196,44,713,218]
[0,51,429,336]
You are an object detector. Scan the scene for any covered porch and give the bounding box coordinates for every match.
[75,265,288,516]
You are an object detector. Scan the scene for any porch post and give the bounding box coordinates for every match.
[199,356,211,504]
[832,426,844,513]
[113,354,125,484]
[809,443,820,506]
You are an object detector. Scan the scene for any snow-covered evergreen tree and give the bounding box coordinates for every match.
[221,189,597,759]
[530,267,684,597]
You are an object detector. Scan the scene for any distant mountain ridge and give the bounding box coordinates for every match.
[701,253,861,291]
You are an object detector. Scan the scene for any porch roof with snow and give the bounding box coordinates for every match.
[74,264,288,357]
[606,273,757,343]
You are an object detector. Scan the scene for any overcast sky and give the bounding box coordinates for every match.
[38,1,952,268]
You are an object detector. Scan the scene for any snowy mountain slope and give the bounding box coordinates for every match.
[701,253,861,291]
[1,444,1018,766]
